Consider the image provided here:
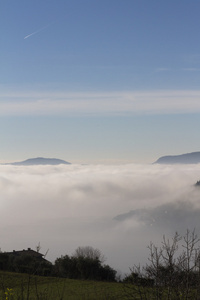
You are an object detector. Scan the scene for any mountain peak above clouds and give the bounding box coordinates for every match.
[5,157,71,166]
[154,152,200,164]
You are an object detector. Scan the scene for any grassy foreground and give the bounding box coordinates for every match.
[0,271,125,300]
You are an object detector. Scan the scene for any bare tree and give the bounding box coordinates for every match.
[36,242,41,253]
[123,229,200,300]
[73,246,106,263]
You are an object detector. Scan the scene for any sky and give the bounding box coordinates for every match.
[1,163,200,275]
[1,0,200,163]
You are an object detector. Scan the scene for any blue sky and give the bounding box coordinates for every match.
[1,0,200,163]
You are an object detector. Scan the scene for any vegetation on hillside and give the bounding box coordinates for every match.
[195,180,200,186]
[0,271,123,300]
[0,246,116,282]
[123,229,200,299]
[1,230,200,299]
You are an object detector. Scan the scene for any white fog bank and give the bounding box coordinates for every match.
[0,163,200,274]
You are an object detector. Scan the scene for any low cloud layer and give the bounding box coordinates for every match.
[0,163,200,274]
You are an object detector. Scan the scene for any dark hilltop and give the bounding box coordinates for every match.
[3,157,71,166]
[154,152,200,164]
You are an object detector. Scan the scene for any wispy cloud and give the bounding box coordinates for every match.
[155,67,200,73]
[154,68,171,72]
[182,68,200,72]
[1,90,200,116]
[24,24,51,39]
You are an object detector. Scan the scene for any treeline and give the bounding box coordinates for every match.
[0,246,116,282]
[54,255,116,281]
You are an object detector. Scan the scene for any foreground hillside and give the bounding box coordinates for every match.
[1,229,200,299]
[0,271,124,300]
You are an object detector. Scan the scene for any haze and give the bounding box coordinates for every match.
[1,163,200,275]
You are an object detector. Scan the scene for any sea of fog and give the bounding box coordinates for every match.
[0,163,200,275]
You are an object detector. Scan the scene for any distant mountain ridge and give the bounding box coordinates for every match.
[154,152,200,164]
[4,157,71,166]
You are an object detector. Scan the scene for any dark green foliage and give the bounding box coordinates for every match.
[0,253,9,271]
[0,252,52,276]
[98,264,117,282]
[195,180,200,186]
[54,255,116,281]
[123,272,154,287]
[0,246,116,283]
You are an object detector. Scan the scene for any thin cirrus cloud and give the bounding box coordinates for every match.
[154,68,171,72]
[1,90,200,116]
[24,23,52,39]
[182,68,200,72]
[155,67,200,72]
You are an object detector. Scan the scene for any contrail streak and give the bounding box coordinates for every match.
[24,24,51,39]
